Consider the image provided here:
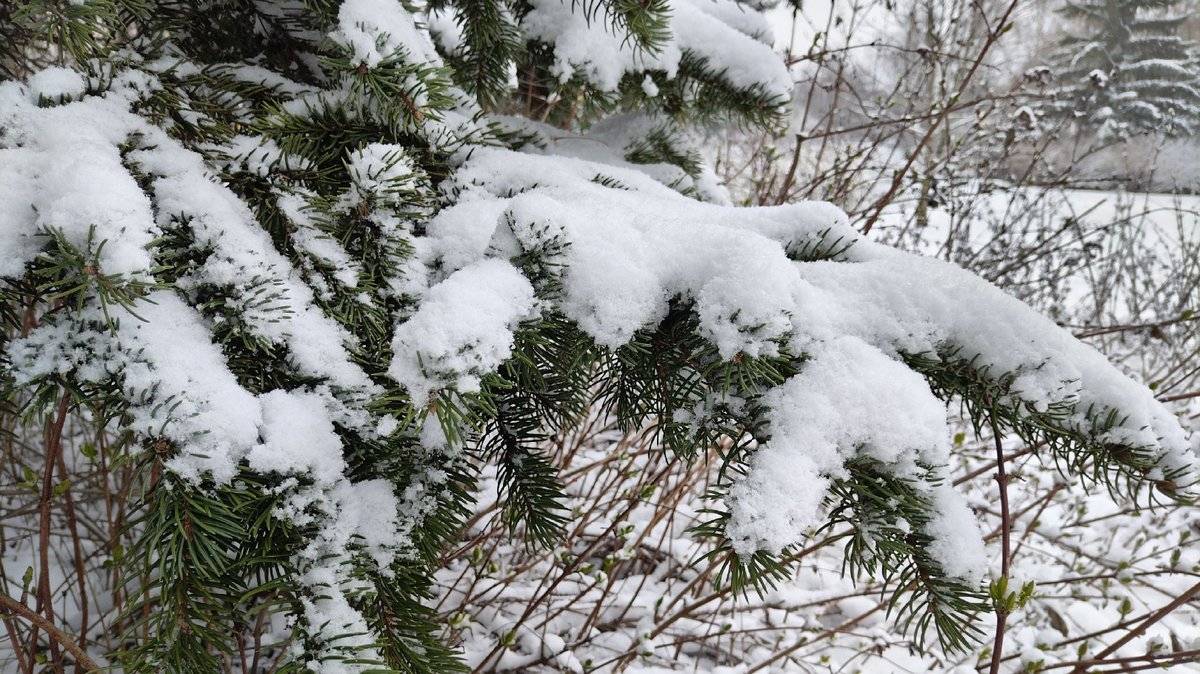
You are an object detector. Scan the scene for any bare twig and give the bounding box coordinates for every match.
[987,417,1012,674]
[859,0,1022,234]
[35,392,70,673]
[0,593,100,673]
[1069,579,1200,673]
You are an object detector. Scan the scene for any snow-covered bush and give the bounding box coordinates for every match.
[0,0,1194,671]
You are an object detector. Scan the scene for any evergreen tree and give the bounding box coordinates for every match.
[1046,0,1200,139]
[0,0,1194,672]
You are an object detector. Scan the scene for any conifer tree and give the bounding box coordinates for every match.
[0,0,1194,672]
[1046,0,1200,139]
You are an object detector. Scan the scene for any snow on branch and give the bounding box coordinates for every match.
[400,142,1196,565]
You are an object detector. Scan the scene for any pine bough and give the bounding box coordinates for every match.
[0,0,1193,671]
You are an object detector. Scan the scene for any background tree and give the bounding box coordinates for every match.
[1045,0,1200,139]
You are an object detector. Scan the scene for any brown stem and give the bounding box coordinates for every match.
[1048,647,1200,671]
[988,418,1011,674]
[471,461,676,673]
[1070,579,1200,673]
[2,608,32,674]
[36,392,71,672]
[1072,313,1199,339]
[0,593,100,672]
[54,447,89,671]
[1158,390,1200,403]
[774,133,805,205]
[1010,483,1063,561]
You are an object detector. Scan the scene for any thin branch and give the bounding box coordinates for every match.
[35,392,70,673]
[0,594,100,673]
[1157,390,1200,403]
[987,417,1011,674]
[1069,579,1200,673]
[1047,647,1200,672]
[859,0,1022,234]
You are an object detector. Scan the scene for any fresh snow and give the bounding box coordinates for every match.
[27,66,87,101]
[249,390,348,485]
[726,336,965,565]
[332,0,442,68]
[400,141,1194,571]
[520,0,683,91]
[117,292,263,485]
[0,83,157,278]
[519,0,789,97]
[388,258,540,404]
